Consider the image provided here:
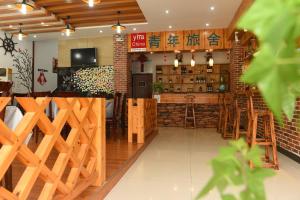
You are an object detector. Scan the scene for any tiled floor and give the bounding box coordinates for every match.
[105,128,300,200]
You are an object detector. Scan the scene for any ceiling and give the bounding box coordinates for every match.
[0,0,242,40]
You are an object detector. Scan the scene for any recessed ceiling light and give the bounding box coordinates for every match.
[210,6,215,11]
[9,25,13,28]
[206,23,210,27]
[7,4,12,8]
[133,27,137,31]
[168,25,172,29]
[33,35,37,38]
[41,22,44,25]
[165,10,169,14]
[99,30,103,33]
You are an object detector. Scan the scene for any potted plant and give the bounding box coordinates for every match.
[152,82,163,103]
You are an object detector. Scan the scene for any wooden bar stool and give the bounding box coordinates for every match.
[222,95,235,139]
[247,90,279,169]
[185,95,196,128]
[217,93,225,133]
[233,92,248,140]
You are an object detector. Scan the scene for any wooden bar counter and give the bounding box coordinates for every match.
[157,93,228,128]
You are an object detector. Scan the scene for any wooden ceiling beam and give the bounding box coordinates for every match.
[0,20,64,30]
[0,9,50,21]
[0,14,58,26]
[227,0,254,40]
[9,26,65,34]
[56,5,140,18]
[72,18,145,28]
[45,1,137,13]
[69,13,144,24]
[36,0,136,7]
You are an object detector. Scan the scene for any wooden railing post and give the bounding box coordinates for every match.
[128,98,157,144]
[92,98,106,186]
[137,99,145,144]
[128,99,133,143]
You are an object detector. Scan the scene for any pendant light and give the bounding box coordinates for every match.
[15,0,34,14]
[82,0,101,7]
[62,16,75,37]
[16,23,27,41]
[112,11,126,34]
[174,58,179,67]
[191,54,196,67]
[208,57,214,67]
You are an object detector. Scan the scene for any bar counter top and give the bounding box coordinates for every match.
[158,93,230,104]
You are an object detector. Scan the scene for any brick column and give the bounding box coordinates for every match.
[113,34,131,95]
[229,41,245,93]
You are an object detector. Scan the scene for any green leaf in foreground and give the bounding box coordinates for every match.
[237,0,300,124]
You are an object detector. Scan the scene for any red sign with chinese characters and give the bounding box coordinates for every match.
[130,33,147,52]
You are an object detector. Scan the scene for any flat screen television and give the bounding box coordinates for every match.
[71,48,97,67]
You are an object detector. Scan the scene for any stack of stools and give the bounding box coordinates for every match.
[246,90,279,169]
[184,95,196,128]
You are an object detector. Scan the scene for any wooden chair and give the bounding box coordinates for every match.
[0,82,13,191]
[106,93,122,137]
[184,95,196,128]
[247,90,279,169]
[120,93,127,129]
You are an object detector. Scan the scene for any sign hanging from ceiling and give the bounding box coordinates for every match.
[129,33,147,52]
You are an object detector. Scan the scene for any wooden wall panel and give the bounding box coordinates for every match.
[58,36,113,67]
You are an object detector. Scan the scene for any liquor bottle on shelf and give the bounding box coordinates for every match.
[206,65,213,73]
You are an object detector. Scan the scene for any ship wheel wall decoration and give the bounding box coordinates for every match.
[0,33,18,57]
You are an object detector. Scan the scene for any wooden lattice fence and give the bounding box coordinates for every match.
[0,97,106,200]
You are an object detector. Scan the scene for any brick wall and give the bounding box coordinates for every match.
[230,40,300,159]
[158,103,219,128]
[113,34,131,95]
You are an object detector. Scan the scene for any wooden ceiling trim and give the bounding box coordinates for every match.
[72,18,145,27]
[0,15,58,26]
[0,10,50,21]
[0,0,146,34]
[9,26,65,34]
[56,6,140,18]
[69,13,144,24]
[0,20,64,30]
[45,2,138,13]
[35,0,136,7]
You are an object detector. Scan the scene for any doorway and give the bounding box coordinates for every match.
[132,73,153,98]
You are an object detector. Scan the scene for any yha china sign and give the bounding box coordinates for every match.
[129,33,147,52]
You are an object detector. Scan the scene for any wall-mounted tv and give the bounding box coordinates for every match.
[71,48,97,67]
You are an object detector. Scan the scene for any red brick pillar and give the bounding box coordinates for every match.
[229,41,245,93]
[113,34,131,95]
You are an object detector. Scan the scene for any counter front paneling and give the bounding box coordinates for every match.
[157,93,229,128]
